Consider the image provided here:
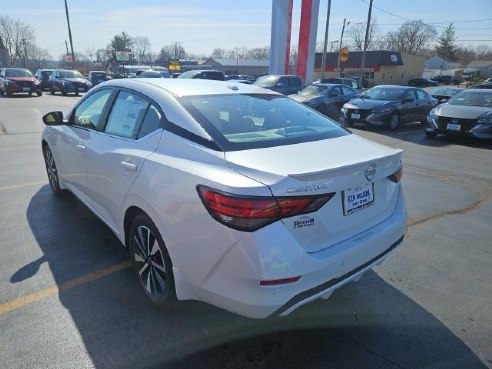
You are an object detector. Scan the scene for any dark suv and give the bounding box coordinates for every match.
[34,69,54,90]
[88,71,111,86]
[178,70,225,81]
[253,75,305,95]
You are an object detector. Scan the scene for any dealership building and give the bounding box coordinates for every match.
[314,50,425,87]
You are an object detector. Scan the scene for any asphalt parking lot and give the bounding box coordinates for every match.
[0,92,491,369]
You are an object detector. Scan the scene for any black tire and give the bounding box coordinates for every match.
[425,130,438,138]
[50,88,55,95]
[386,113,400,130]
[36,90,42,97]
[129,214,176,305]
[43,145,65,195]
[29,92,33,96]
[6,91,11,97]
[61,89,67,96]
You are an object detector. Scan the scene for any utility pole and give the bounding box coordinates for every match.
[359,0,373,88]
[320,0,332,81]
[64,0,76,67]
[336,18,349,77]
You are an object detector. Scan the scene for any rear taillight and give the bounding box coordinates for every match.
[387,165,403,183]
[197,185,335,232]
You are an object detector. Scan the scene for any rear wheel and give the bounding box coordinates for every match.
[50,87,55,95]
[129,214,176,305]
[36,90,42,97]
[425,130,438,138]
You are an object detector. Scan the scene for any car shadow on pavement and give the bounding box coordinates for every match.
[23,186,488,369]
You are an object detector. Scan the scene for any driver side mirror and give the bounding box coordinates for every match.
[42,111,64,126]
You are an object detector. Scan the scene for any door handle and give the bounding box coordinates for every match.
[75,144,86,152]
[121,161,138,172]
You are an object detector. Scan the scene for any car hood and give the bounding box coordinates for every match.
[435,104,492,119]
[61,78,88,83]
[7,77,36,82]
[225,134,402,187]
[344,98,398,109]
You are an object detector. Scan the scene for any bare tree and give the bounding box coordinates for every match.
[455,45,476,67]
[211,48,226,59]
[347,20,379,51]
[132,36,151,64]
[84,45,96,62]
[385,20,437,55]
[475,44,492,60]
[246,47,269,60]
[0,15,36,66]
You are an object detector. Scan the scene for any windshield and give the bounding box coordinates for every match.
[446,90,492,107]
[59,70,84,79]
[91,72,107,78]
[431,87,461,96]
[362,87,406,100]
[5,69,33,77]
[179,94,349,150]
[299,84,328,96]
[254,75,279,88]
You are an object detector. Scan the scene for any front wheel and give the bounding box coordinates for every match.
[425,130,438,138]
[386,113,400,130]
[43,145,65,195]
[129,214,176,305]
[36,90,42,97]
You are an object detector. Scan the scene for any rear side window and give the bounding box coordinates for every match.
[179,94,349,151]
[342,86,354,95]
[290,77,301,87]
[105,91,149,139]
[138,105,162,139]
[416,90,427,99]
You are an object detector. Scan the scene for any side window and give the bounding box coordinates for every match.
[416,90,427,100]
[404,90,417,101]
[342,86,353,95]
[73,89,113,130]
[137,105,162,139]
[105,91,149,139]
[277,77,288,86]
[330,86,342,96]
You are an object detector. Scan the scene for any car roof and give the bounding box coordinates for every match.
[372,85,414,89]
[311,83,345,87]
[100,78,280,98]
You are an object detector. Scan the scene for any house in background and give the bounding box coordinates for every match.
[314,50,425,87]
[465,60,492,78]
[425,56,461,71]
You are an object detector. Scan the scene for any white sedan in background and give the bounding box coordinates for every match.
[41,79,407,318]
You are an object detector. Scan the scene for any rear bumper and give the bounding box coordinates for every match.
[341,110,391,126]
[182,187,407,319]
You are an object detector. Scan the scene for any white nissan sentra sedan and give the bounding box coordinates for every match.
[41,78,407,318]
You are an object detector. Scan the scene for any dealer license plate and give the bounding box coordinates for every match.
[351,113,360,119]
[22,87,30,92]
[446,123,460,131]
[342,183,375,216]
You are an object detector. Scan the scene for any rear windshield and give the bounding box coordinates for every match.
[59,70,84,79]
[179,94,349,151]
[254,75,279,88]
[91,72,107,77]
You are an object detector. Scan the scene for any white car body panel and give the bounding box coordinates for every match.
[41,79,407,318]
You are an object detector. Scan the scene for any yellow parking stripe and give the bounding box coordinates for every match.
[0,261,131,316]
[0,181,47,191]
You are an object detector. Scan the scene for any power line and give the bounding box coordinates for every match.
[359,0,410,21]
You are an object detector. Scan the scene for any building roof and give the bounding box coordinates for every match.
[467,60,492,68]
[315,50,404,68]
[426,55,456,63]
[205,58,270,67]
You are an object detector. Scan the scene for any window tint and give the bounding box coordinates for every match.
[73,89,113,130]
[290,77,301,87]
[179,94,349,151]
[330,86,342,96]
[278,77,288,86]
[105,91,149,139]
[404,90,418,100]
[342,86,354,95]
[416,90,427,99]
[138,105,162,139]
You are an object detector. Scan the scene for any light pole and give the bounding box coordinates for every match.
[359,0,373,88]
[336,18,349,77]
[64,0,75,67]
[320,0,332,81]
[330,40,338,52]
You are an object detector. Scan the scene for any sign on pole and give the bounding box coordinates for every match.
[340,47,349,63]
[115,51,130,62]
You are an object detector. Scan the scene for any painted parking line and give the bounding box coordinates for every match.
[0,261,131,316]
[0,181,48,191]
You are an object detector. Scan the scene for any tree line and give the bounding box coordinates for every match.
[1,14,491,72]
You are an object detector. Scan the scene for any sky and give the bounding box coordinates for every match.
[3,0,492,59]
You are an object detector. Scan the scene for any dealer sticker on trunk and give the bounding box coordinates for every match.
[342,183,375,216]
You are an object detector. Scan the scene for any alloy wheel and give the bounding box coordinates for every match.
[44,147,59,191]
[133,225,167,298]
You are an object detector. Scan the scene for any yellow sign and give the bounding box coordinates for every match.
[340,47,349,63]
